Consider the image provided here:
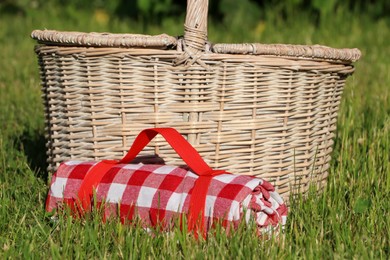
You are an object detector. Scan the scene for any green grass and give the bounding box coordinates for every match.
[0,4,389,259]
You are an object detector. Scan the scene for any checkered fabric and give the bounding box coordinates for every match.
[46,161,288,234]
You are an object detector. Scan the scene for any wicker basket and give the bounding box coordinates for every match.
[32,0,360,201]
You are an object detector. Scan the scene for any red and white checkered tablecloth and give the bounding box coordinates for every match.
[46,160,288,235]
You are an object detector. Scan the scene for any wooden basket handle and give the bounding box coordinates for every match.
[184,0,209,52]
[174,0,209,68]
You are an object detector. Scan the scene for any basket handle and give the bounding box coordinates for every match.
[175,0,209,67]
[184,0,209,52]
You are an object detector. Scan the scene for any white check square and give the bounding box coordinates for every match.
[228,200,240,221]
[166,192,186,212]
[204,195,217,217]
[245,179,262,190]
[106,183,127,203]
[50,177,68,198]
[213,174,237,184]
[123,164,143,170]
[64,160,85,166]
[137,187,157,208]
[153,165,176,174]
[186,171,198,178]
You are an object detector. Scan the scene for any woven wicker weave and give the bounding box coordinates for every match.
[32,0,360,201]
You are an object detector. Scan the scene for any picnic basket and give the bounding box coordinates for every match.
[31,0,361,201]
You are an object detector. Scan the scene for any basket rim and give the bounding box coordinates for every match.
[31,29,361,63]
[31,30,178,49]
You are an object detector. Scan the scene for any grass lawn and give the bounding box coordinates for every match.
[0,3,389,259]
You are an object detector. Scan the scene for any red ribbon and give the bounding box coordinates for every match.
[77,128,225,238]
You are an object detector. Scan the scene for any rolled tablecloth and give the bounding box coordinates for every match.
[46,128,287,237]
[47,161,287,235]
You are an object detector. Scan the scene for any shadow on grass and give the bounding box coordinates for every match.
[17,129,48,182]
[14,129,169,183]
